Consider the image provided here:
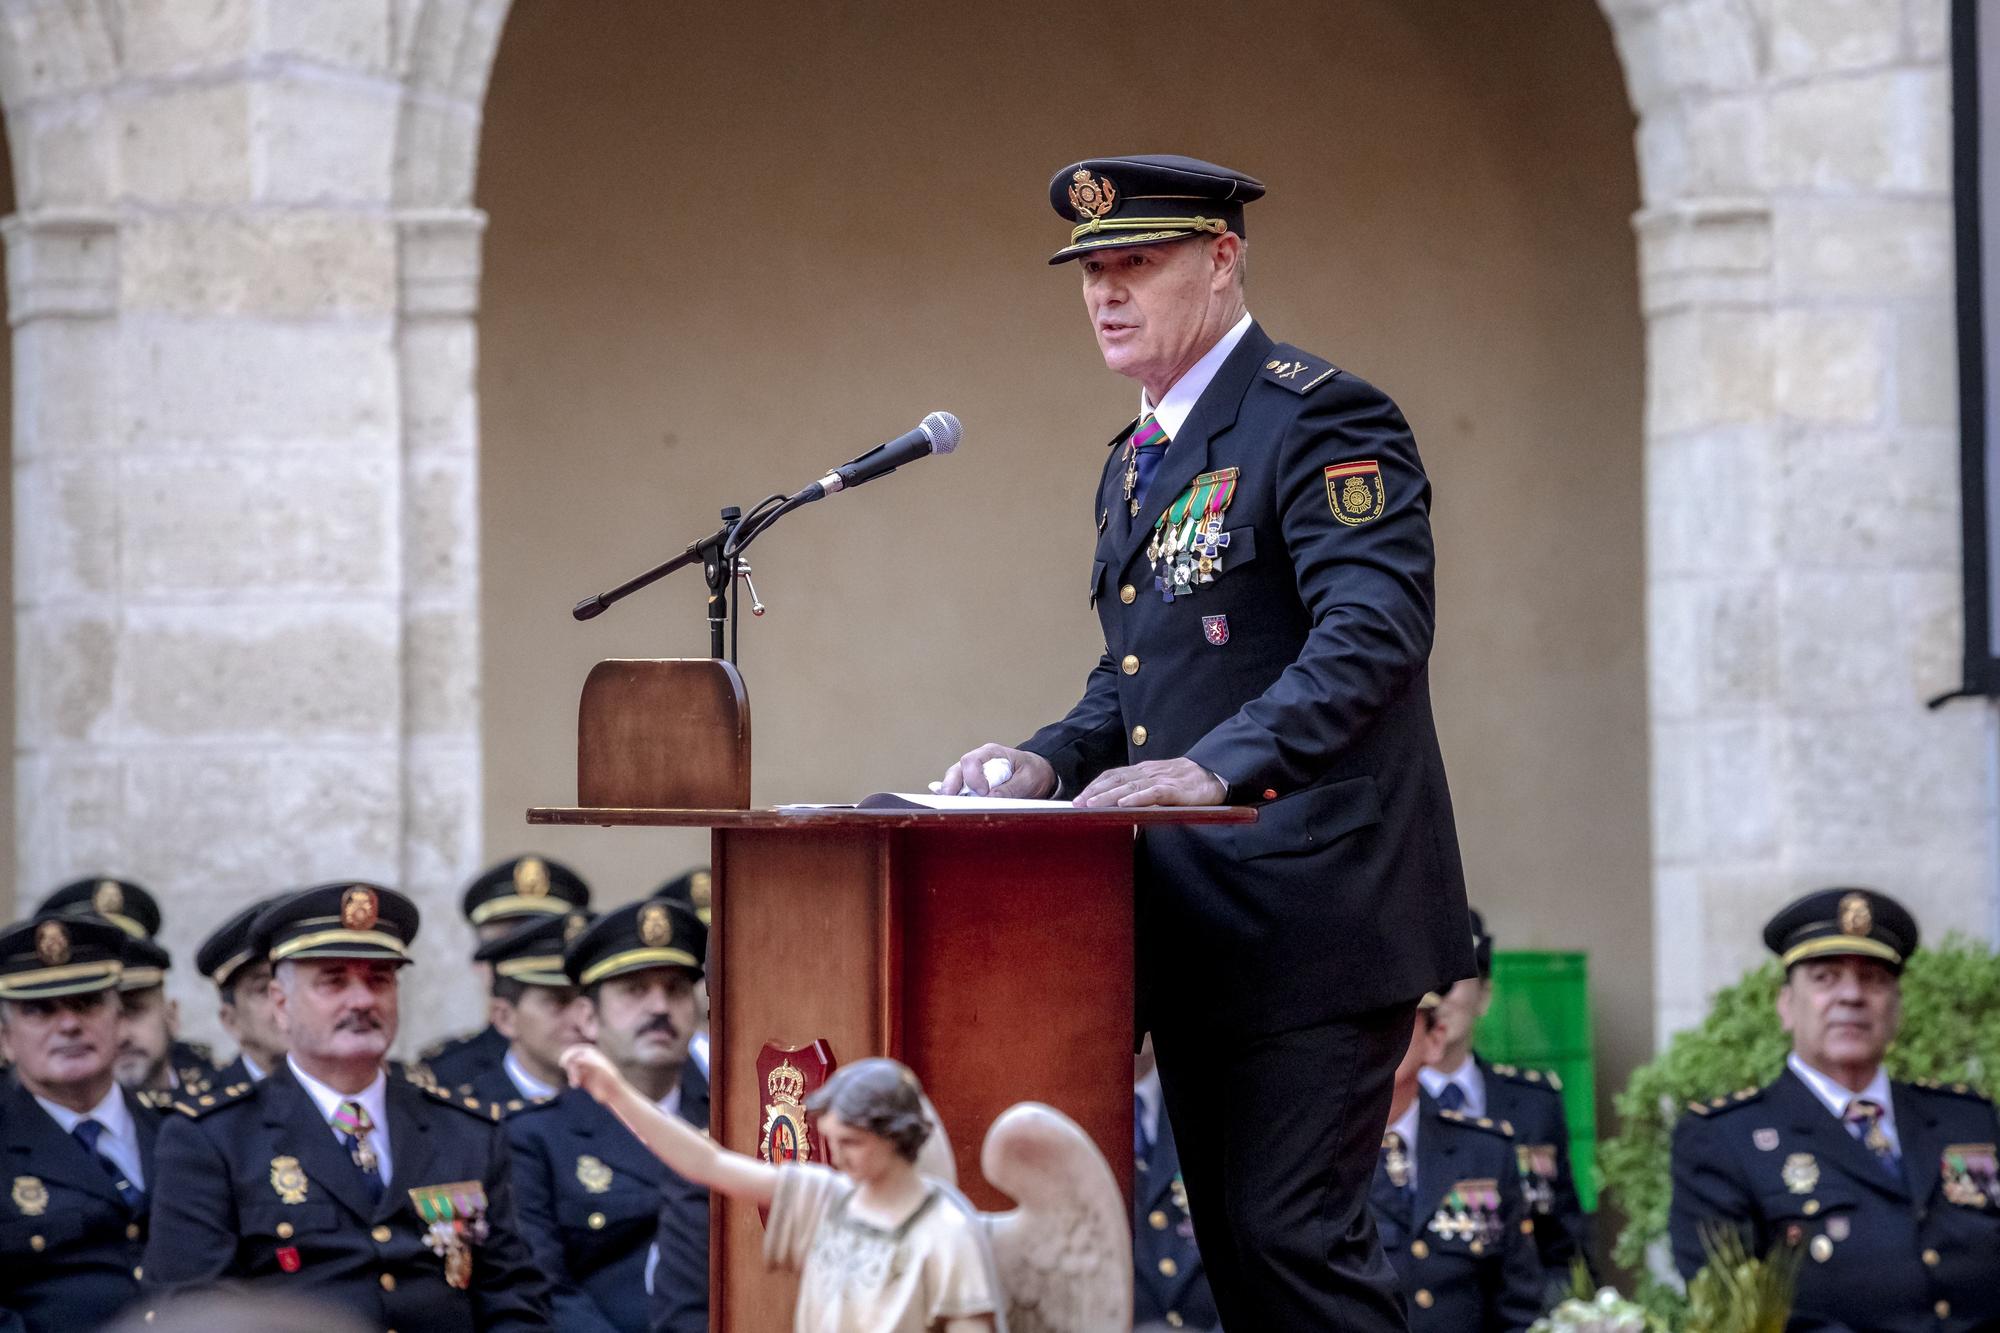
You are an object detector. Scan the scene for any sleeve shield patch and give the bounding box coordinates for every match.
[1325,460,1385,525]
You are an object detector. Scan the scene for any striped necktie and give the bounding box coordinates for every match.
[1127,414,1169,515]
[334,1099,385,1202]
[72,1118,145,1209]
[1844,1098,1900,1176]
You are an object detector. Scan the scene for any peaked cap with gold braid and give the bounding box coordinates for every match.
[251,881,419,966]
[1046,153,1265,264]
[1763,886,1919,974]
[460,853,590,929]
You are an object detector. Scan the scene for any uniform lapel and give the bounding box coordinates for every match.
[1892,1082,1943,1205]
[126,1088,160,1192]
[380,1077,438,1222]
[569,1090,662,1187]
[679,1061,710,1131]
[1773,1068,1906,1201]
[263,1067,377,1222]
[1412,1093,1460,1230]
[1100,418,1142,559]
[1111,322,1273,572]
[2,1078,123,1208]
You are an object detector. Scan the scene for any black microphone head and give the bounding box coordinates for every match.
[919,411,962,455]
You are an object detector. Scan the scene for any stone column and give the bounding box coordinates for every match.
[1601,0,1995,1039]
[1,0,512,1050]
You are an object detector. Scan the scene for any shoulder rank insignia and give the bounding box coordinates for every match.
[174,1080,255,1118]
[136,1088,175,1111]
[428,1082,505,1121]
[1259,344,1338,394]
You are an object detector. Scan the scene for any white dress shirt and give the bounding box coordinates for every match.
[1134,1067,1164,1148]
[35,1081,145,1191]
[503,1050,558,1102]
[1788,1052,1902,1156]
[1417,1057,1489,1119]
[241,1051,268,1082]
[289,1055,394,1185]
[1385,1098,1423,1195]
[1140,310,1256,436]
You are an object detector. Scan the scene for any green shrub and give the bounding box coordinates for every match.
[1598,934,2000,1323]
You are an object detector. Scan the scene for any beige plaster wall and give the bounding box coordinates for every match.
[474,1,1649,1105]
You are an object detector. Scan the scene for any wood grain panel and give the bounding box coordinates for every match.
[575,659,751,809]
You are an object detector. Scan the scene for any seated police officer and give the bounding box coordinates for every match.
[424,854,592,1090]
[1423,909,1591,1293]
[193,896,288,1087]
[1134,1035,1221,1332]
[1670,888,2000,1331]
[141,882,550,1330]
[1372,992,1543,1332]
[41,877,219,1093]
[461,911,592,1111]
[0,913,162,1332]
[506,897,709,1333]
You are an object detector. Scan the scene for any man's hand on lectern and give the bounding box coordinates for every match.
[938,744,1056,798]
[1074,758,1227,809]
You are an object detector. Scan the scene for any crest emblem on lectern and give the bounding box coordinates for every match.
[756,1040,838,1176]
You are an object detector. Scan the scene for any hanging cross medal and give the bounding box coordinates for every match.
[1123,443,1141,517]
[1194,520,1230,562]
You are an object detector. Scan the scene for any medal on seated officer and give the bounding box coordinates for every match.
[0,913,161,1332]
[423,854,592,1091]
[40,876,221,1095]
[1669,887,2000,1330]
[1424,908,1592,1299]
[1372,992,1544,1332]
[139,882,551,1330]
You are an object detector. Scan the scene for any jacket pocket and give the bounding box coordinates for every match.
[1221,526,1257,569]
[1224,775,1382,859]
[241,1202,342,1237]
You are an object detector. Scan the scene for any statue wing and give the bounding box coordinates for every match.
[978,1102,1131,1333]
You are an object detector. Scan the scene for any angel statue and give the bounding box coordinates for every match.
[560,1046,1130,1333]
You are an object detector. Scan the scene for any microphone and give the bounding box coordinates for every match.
[806,411,962,499]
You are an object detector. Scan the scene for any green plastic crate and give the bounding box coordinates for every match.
[1478,950,1599,1211]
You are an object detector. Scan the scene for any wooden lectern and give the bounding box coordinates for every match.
[531,660,1252,1331]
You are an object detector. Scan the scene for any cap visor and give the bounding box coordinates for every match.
[1048,229,1204,265]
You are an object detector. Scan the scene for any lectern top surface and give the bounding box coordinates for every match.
[525,805,1258,830]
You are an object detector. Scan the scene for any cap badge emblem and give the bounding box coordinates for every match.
[1783,1152,1819,1194]
[1067,168,1117,222]
[270,1155,308,1205]
[576,1155,613,1194]
[638,903,672,948]
[93,880,124,916]
[1839,892,1872,937]
[12,1176,48,1217]
[515,856,550,899]
[341,887,379,931]
[564,912,588,943]
[35,921,69,966]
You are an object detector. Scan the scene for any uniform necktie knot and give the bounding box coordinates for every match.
[1436,1082,1466,1113]
[1126,414,1170,515]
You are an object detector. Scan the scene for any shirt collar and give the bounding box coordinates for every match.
[503,1049,558,1102]
[1134,1066,1163,1144]
[288,1054,388,1128]
[1389,1096,1421,1152]
[34,1080,129,1138]
[691,1029,711,1079]
[1787,1052,1894,1123]
[241,1052,267,1082]
[1140,310,1255,439]
[1416,1055,1486,1116]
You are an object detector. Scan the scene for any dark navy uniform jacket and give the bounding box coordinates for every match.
[0,1079,161,1332]
[141,1064,550,1330]
[1477,1056,1592,1280]
[1022,322,1472,1035]
[647,1062,710,1333]
[461,1061,551,1116]
[505,1060,706,1333]
[1134,1099,1220,1330]
[422,1023,508,1090]
[1671,1067,2000,1332]
[1374,1093,1545,1333]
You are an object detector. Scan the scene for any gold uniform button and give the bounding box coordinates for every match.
[126,1223,141,1240]
[1923,1248,1941,1267]
[1121,655,1140,675]
[372,1226,392,1243]
[1409,1239,1429,1259]
[1810,1235,1833,1262]
[276,1222,295,1239]
[1415,1289,1434,1309]
[588,1211,606,1230]
[1802,1199,1819,1216]
[1132,725,1148,746]
[1158,1257,1177,1277]
[1148,1209,1169,1230]
[29,1235,44,1252]
[1937,1301,1952,1319]
[1166,1315,1185,1329]
[380,1274,396,1292]
[133,1267,143,1280]
[1120,584,1136,604]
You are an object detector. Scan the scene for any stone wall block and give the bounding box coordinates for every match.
[1777,570,1907,709]
[1700,716,1782,858]
[1901,568,1964,698]
[116,83,254,205]
[1774,199,1954,299]
[1784,706,1993,856]
[1895,301,1958,429]
[1646,428,1779,577]
[396,211,485,319]
[11,100,118,210]
[1909,0,1949,60]
[1777,428,1957,567]
[1771,0,1904,78]
[1697,867,1795,999]
[1649,580,1704,720]
[1648,716,1703,858]
[0,3,117,107]
[1611,0,1763,112]
[1651,863,1707,1039]
[403,609,476,735]
[263,0,394,74]
[1636,201,1773,314]
[122,211,398,315]
[119,455,396,596]
[402,740,481,892]
[393,100,479,210]
[117,0,256,76]
[119,317,397,451]
[14,753,127,896]
[405,455,475,598]
[1774,307,1886,425]
[11,318,118,457]
[1637,96,1768,205]
[1769,69,1949,193]
[1647,308,1773,434]
[256,76,399,204]
[398,318,476,450]
[15,609,115,743]
[3,210,119,323]
[13,458,117,599]
[119,605,401,743]
[1697,577,1779,706]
